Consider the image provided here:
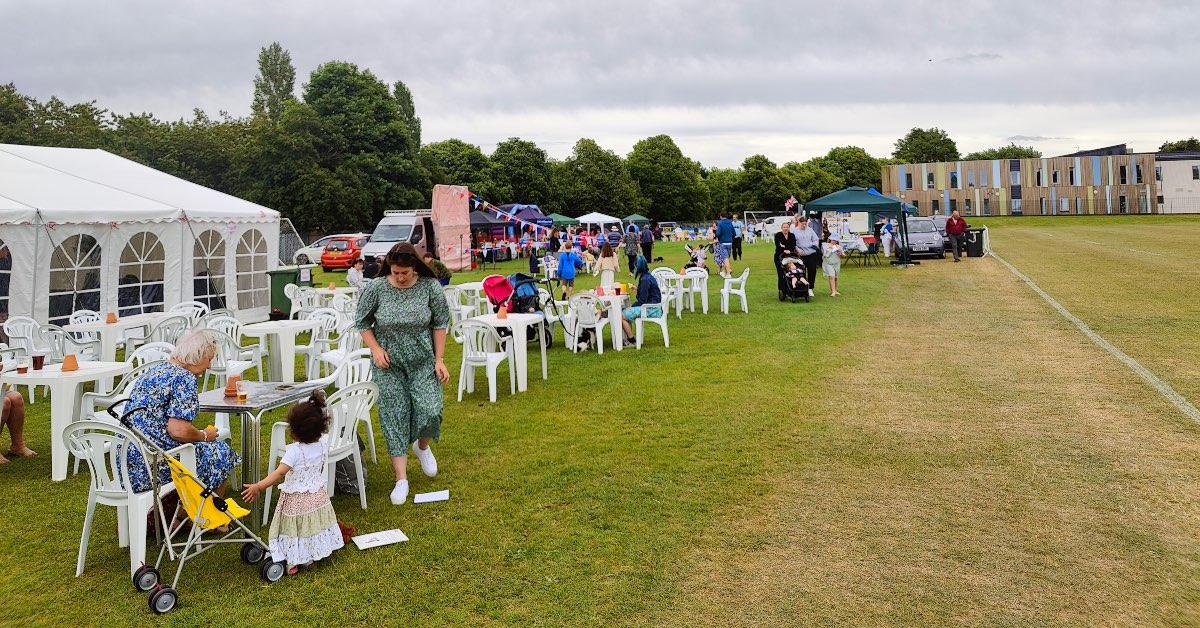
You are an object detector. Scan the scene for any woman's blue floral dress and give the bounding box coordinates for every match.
[124,361,238,492]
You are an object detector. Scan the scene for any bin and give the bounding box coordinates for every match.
[267,264,316,319]
[965,228,986,258]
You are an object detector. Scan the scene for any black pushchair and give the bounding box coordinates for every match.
[482,272,558,348]
[777,256,810,302]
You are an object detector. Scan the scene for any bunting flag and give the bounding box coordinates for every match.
[471,194,556,234]
[784,196,798,210]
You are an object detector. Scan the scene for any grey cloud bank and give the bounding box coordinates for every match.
[2,0,1197,166]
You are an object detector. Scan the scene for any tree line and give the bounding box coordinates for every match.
[2,43,1195,234]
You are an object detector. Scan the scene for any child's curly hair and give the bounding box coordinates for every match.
[287,390,329,444]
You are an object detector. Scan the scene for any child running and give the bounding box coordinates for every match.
[556,242,584,300]
[242,390,344,575]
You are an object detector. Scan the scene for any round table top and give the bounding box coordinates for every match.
[0,360,130,384]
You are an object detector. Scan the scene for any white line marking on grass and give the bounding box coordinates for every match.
[990,251,1200,425]
[1128,248,1165,256]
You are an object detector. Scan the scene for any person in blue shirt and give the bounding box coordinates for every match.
[620,256,662,346]
[731,214,745,261]
[556,242,584,299]
[714,213,736,278]
[639,222,654,261]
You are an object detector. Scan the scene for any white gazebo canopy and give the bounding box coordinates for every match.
[574,211,622,230]
[0,144,282,326]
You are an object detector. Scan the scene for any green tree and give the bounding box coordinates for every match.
[550,138,645,217]
[480,137,552,205]
[781,159,844,203]
[27,96,110,148]
[626,134,707,222]
[0,83,35,143]
[819,146,882,188]
[733,155,791,214]
[703,167,740,217]
[420,139,488,189]
[251,42,296,121]
[1159,137,1200,152]
[892,127,959,164]
[962,143,1042,160]
[392,81,421,150]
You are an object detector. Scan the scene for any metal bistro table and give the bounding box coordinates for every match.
[199,381,323,526]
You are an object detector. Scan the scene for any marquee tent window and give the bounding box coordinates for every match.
[0,239,10,326]
[236,229,268,309]
[193,229,227,310]
[49,234,102,325]
[118,231,166,316]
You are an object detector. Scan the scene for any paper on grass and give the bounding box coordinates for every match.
[413,490,450,504]
[352,528,409,550]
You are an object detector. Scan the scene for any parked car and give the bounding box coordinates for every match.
[320,235,369,271]
[930,215,951,250]
[360,209,436,262]
[293,233,366,265]
[896,217,945,258]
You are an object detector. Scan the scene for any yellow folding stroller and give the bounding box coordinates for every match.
[109,402,285,614]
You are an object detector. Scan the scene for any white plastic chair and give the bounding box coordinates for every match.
[63,420,195,577]
[38,324,101,362]
[316,320,363,373]
[261,382,378,526]
[68,310,102,346]
[3,316,44,402]
[168,300,209,324]
[634,300,670,349]
[720,267,750,314]
[204,315,265,379]
[537,288,571,344]
[443,286,476,329]
[336,348,378,464]
[329,293,356,319]
[296,308,342,379]
[74,359,166,475]
[284,285,319,320]
[454,319,515,403]
[203,330,253,392]
[566,294,609,354]
[683,267,710,314]
[126,342,175,367]
[651,268,679,317]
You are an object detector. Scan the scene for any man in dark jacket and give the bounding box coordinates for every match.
[946,210,968,262]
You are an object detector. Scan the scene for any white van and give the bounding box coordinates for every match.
[761,215,795,238]
[360,209,437,261]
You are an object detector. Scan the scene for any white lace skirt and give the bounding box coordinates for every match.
[268,488,344,567]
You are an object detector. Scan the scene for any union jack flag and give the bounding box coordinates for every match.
[784,196,798,210]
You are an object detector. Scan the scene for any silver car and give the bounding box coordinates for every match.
[897,217,946,258]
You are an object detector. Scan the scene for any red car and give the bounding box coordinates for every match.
[320,236,369,271]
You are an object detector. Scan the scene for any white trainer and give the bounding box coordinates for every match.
[390,479,409,505]
[412,442,438,477]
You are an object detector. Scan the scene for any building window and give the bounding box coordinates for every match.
[912,200,919,211]
[236,229,269,309]
[1036,169,1043,186]
[926,172,935,189]
[964,198,972,215]
[1118,195,1128,213]
[193,229,227,310]
[1119,165,1127,185]
[931,199,939,214]
[49,234,102,326]
[949,171,959,188]
[1011,199,1023,215]
[1155,166,1161,181]
[1010,170,1020,185]
[118,232,166,317]
[967,171,975,187]
[904,172,913,190]
[1135,165,1143,184]
[1039,198,1047,215]
[1140,195,1149,213]
[983,198,991,215]
[1156,195,1164,205]
[1076,198,1083,214]
[949,198,958,213]
[1069,166,1076,185]
[1051,170,1059,185]
[0,239,9,329]
[1193,165,1199,180]
[980,170,988,187]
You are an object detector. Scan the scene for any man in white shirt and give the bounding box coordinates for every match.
[346,257,366,287]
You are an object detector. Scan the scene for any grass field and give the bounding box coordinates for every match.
[1,217,1198,625]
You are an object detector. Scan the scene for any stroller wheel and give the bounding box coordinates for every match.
[241,543,268,565]
[261,560,287,583]
[778,290,785,302]
[148,586,178,614]
[133,565,160,592]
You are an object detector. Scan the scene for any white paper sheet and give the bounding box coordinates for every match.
[413,490,450,504]
[351,528,409,550]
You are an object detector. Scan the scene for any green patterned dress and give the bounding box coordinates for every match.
[354,277,451,456]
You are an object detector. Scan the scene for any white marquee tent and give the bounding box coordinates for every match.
[574,211,622,231]
[0,144,281,326]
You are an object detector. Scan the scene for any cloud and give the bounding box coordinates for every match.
[941,52,1002,63]
[1006,135,1070,142]
[1,0,1199,167]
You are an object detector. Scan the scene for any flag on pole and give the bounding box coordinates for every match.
[784,196,798,211]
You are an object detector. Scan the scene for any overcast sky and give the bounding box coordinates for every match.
[3,0,1197,167]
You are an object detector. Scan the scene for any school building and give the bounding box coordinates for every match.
[879,144,1200,216]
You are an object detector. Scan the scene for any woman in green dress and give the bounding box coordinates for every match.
[355,243,451,505]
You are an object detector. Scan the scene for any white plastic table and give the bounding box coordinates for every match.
[63,312,170,387]
[1,360,131,481]
[591,293,629,351]
[240,319,320,383]
[471,312,547,392]
[311,286,358,304]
